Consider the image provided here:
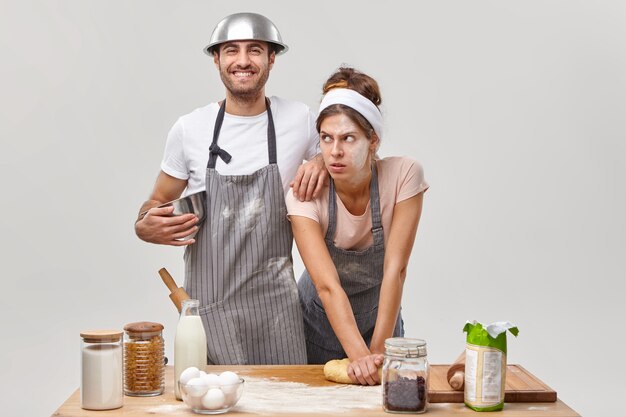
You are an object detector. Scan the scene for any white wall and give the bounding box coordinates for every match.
[1,1,624,416]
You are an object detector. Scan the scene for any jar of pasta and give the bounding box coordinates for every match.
[382,337,429,413]
[123,321,165,396]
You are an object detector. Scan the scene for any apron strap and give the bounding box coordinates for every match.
[326,180,338,241]
[325,164,384,246]
[207,100,231,168]
[369,165,384,246]
[266,98,277,165]
[207,98,276,168]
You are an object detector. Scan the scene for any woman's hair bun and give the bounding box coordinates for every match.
[322,67,381,107]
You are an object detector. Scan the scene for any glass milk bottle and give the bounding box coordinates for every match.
[174,299,207,400]
[80,330,123,410]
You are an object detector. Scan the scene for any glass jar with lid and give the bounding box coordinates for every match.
[123,321,165,396]
[382,337,429,413]
[80,330,124,410]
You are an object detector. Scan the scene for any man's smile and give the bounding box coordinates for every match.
[233,71,254,77]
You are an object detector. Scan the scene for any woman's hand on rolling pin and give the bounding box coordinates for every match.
[135,206,198,246]
[347,354,384,385]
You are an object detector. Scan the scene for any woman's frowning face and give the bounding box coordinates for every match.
[319,113,377,182]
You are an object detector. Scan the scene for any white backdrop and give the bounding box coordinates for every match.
[1,1,624,416]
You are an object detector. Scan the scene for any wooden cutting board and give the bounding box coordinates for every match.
[429,364,557,403]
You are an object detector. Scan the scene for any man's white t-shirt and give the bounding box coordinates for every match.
[161,96,319,195]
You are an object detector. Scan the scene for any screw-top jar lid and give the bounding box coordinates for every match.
[384,337,427,358]
[80,330,123,343]
[123,321,164,338]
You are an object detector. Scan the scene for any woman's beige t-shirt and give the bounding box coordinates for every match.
[285,156,428,250]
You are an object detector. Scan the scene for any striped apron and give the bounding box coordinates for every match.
[184,99,307,365]
[297,166,404,363]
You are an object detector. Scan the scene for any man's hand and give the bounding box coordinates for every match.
[135,206,199,246]
[347,354,384,386]
[290,153,328,202]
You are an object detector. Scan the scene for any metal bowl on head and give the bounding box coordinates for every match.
[204,12,288,56]
[158,191,206,240]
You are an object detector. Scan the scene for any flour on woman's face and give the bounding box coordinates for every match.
[320,114,375,186]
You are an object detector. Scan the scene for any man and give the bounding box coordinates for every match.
[135,13,326,364]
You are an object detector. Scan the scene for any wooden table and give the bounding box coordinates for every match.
[52,365,581,416]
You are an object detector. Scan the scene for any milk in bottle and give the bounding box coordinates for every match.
[174,299,207,399]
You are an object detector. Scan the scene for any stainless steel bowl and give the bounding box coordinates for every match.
[139,191,206,241]
[160,191,206,223]
[204,12,288,56]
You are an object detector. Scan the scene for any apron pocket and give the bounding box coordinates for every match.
[198,301,246,365]
[304,300,379,353]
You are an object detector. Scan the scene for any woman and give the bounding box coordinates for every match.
[286,67,428,385]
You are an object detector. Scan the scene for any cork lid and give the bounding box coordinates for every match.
[80,330,123,343]
[124,321,164,337]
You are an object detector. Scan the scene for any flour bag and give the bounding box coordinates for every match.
[463,320,519,412]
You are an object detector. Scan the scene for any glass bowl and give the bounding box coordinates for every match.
[180,378,244,414]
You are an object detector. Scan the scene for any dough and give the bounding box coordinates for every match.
[323,358,383,384]
[324,358,354,384]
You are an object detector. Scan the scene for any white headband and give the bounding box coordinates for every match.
[318,88,383,140]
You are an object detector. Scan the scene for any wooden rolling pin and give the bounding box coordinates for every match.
[447,351,466,390]
[158,267,189,312]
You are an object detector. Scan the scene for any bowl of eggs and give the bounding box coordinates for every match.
[179,367,244,414]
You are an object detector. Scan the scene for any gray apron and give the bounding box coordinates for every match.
[297,166,404,364]
[184,99,307,365]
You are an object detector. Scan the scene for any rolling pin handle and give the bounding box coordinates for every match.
[159,268,178,292]
[446,351,466,391]
[158,267,190,313]
[449,370,464,390]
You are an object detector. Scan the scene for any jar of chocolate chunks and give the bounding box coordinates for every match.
[123,321,165,396]
[382,337,429,413]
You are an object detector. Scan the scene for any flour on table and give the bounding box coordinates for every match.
[145,404,188,414]
[234,376,382,414]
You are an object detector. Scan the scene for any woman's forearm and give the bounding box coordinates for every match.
[318,286,372,359]
[370,265,406,353]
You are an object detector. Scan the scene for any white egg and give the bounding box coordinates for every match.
[223,390,238,406]
[201,388,225,410]
[198,370,207,378]
[219,371,240,394]
[179,367,201,385]
[219,371,239,385]
[184,377,209,397]
[183,394,203,409]
[202,373,221,387]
